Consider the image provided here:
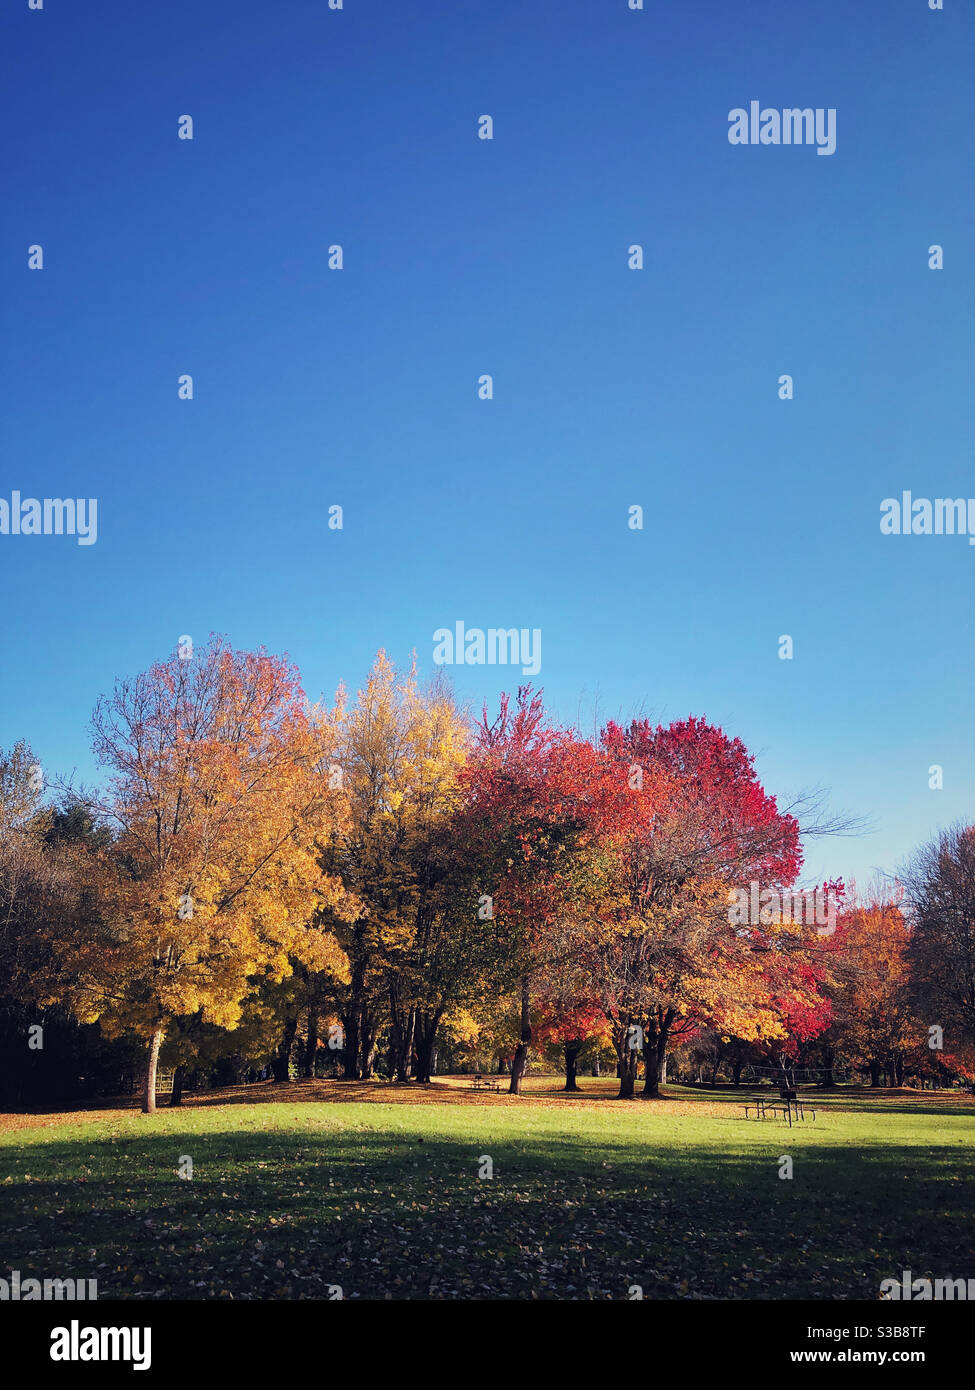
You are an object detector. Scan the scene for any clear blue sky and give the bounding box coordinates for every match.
[1,0,972,890]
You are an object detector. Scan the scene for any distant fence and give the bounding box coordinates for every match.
[740,1065,854,1085]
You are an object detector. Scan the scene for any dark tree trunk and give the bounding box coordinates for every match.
[389,993,416,1083]
[413,1010,443,1084]
[405,1008,418,1078]
[273,1016,298,1083]
[388,992,404,1080]
[869,1060,882,1088]
[304,1007,319,1078]
[360,1007,378,1079]
[143,1027,164,1114]
[341,1009,359,1079]
[563,1040,582,1092]
[414,1036,433,1084]
[618,1037,638,1099]
[709,1045,723,1088]
[169,1064,186,1108]
[342,948,368,1078]
[732,1059,744,1087]
[509,977,531,1094]
[642,1010,674,1097]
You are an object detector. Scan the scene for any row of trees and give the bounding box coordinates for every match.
[669,887,972,1092]
[1,637,972,1112]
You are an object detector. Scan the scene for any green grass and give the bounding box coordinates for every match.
[2,1086,972,1300]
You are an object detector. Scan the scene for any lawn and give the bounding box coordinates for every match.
[1,1080,972,1301]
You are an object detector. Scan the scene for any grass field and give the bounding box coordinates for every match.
[2,1079,972,1301]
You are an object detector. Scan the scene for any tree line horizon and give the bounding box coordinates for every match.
[1,635,972,1113]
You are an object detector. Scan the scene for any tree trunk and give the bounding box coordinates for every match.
[413,1010,443,1084]
[509,977,531,1095]
[563,1040,582,1092]
[342,949,367,1078]
[405,1008,418,1078]
[143,1027,164,1114]
[869,1060,882,1088]
[389,995,416,1083]
[341,1009,359,1079]
[618,1039,638,1099]
[169,1064,186,1108]
[361,1008,378,1079]
[732,1059,743,1087]
[642,1010,673,1097]
[304,1007,319,1078]
[273,1015,298,1083]
[414,1036,433,1084]
[709,1048,722,1087]
[591,1058,601,1077]
[388,992,404,1080]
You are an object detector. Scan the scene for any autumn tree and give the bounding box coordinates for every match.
[456,688,636,1094]
[597,717,806,1097]
[0,740,52,1005]
[533,998,610,1092]
[903,824,975,1071]
[45,637,355,1113]
[827,891,918,1087]
[0,748,100,1105]
[321,652,473,1082]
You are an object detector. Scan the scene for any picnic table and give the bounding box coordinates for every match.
[742,1089,816,1125]
[469,1073,503,1092]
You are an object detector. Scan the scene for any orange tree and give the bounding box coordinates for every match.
[832,891,921,1087]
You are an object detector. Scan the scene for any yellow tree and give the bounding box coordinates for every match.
[323,652,470,1081]
[46,636,355,1112]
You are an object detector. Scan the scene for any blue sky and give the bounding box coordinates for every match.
[1,0,973,890]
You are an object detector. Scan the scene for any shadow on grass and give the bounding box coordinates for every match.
[1,1119,972,1301]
